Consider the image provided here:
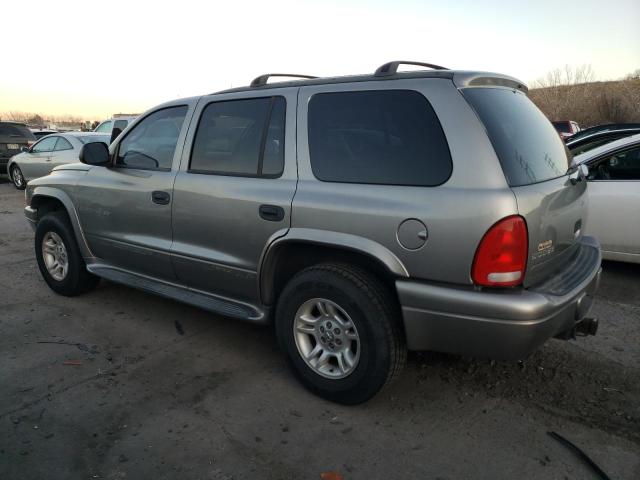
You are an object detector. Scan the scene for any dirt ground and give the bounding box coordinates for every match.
[0,179,638,480]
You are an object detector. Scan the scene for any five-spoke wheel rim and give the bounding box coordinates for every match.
[42,231,68,281]
[12,167,23,188]
[293,298,361,379]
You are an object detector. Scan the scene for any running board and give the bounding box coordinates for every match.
[87,264,268,324]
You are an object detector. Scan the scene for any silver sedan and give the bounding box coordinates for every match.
[575,133,640,263]
[8,132,110,190]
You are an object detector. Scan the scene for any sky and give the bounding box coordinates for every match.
[1,0,639,120]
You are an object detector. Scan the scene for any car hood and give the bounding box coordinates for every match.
[52,162,92,172]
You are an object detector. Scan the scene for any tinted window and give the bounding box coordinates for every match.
[32,136,58,152]
[94,121,112,133]
[116,106,187,170]
[589,145,640,181]
[570,134,628,156]
[54,137,73,151]
[552,121,571,134]
[466,88,570,186]
[0,123,35,139]
[190,96,286,177]
[308,90,452,186]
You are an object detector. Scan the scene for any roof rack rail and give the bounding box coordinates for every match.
[250,73,318,88]
[374,61,449,77]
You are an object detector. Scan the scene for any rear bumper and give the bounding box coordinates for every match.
[398,236,602,359]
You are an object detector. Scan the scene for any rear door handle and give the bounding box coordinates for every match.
[152,190,171,205]
[259,204,285,222]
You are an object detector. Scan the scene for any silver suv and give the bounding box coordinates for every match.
[24,61,602,404]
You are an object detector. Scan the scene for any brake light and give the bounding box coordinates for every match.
[472,215,528,287]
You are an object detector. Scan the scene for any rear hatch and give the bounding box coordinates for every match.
[0,123,36,160]
[463,87,588,287]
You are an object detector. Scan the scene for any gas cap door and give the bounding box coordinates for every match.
[397,219,428,250]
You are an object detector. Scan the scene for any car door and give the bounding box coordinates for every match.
[75,102,195,281]
[21,136,57,180]
[170,90,297,303]
[585,144,640,256]
[51,136,77,171]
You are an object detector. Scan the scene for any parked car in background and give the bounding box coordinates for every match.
[568,123,640,143]
[0,122,36,175]
[23,62,602,403]
[552,120,581,140]
[575,133,640,263]
[567,127,640,156]
[8,132,109,189]
[94,114,138,143]
[30,128,59,139]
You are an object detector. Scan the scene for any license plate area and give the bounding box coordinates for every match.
[7,144,20,149]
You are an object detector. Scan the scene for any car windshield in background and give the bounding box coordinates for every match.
[552,121,571,133]
[77,135,110,144]
[464,88,570,187]
[0,124,34,138]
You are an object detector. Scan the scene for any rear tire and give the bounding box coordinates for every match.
[35,211,100,296]
[11,165,26,190]
[275,263,406,404]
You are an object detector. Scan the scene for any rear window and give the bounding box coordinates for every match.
[0,124,35,139]
[308,90,452,186]
[465,88,570,186]
[552,122,571,134]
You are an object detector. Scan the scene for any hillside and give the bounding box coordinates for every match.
[529,78,640,127]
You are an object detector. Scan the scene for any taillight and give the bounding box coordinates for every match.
[472,215,528,287]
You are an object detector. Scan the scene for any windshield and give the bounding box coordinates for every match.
[464,88,571,187]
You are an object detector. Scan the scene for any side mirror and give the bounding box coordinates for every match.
[21,146,30,153]
[79,142,110,166]
[580,163,589,179]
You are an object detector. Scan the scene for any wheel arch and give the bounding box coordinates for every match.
[259,229,409,306]
[30,187,93,258]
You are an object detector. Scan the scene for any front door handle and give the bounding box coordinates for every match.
[259,204,285,222]
[152,190,171,205]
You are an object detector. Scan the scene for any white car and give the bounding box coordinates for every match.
[575,133,640,263]
[8,132,110,190]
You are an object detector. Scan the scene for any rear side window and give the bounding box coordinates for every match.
[307,90,452,186]
[54,137,73,151]
[467,88,570,186]
[190,96,286,177]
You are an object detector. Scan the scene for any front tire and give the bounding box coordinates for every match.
[35,211,100,296]
[275,263,406,404]
[11,165,26,190]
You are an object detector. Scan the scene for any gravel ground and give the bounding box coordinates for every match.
[0,179,638,480]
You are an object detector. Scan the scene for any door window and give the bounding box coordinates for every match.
[190,96,286,177]
[94,121,112,133]
[31,136,58,152]
[589,145,640,180]
[54,137,73,151]
[115,106,188,170]
[308,90,452,186]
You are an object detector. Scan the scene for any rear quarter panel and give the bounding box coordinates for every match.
[295,78,518,285]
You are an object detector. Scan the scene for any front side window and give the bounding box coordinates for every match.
[190,96,286,177]
[31,136,58,152]
[588,145,640,181]
[54,137,73,151]
[116,106,188,170]
[308,90,452,186]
